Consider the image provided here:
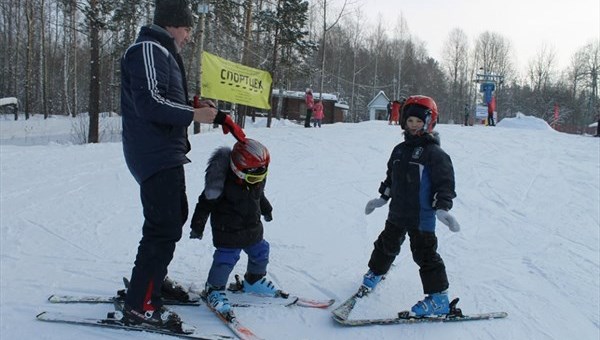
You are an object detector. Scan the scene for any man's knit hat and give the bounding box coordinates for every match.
[153,0,194,28]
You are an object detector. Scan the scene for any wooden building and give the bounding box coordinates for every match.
[269,90,349,124]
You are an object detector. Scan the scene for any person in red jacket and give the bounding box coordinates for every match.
[313,100,324,127]
[304,88,314,128]
[389,100,401,125]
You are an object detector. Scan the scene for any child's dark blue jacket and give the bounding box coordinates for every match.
[380,132,456,232]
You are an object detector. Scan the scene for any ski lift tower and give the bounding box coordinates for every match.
[474,68,504,125]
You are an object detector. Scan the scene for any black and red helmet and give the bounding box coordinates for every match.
[230,139,270,184]
[401,95,439,133]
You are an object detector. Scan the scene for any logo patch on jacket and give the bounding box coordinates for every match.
[412,147,423,159]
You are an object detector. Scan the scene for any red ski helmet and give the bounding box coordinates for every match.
[230,139,270,184]
[401,95,438,133]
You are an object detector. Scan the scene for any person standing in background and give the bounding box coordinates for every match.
[304,88,314,128]
[313,100,324,128]
[390,100,401,125]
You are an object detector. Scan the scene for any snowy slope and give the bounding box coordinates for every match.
[1,115,599,339]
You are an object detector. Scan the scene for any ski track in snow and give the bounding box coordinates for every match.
[1,117,599,339]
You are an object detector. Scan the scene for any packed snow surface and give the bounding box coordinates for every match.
[1,114,598,339]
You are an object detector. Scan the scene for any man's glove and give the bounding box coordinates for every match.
[365,197,388,215]
[436,210,460,232]
[263,212,273,222]
[214,111,247,143]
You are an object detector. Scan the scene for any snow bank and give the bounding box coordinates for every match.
[497,112,555,131]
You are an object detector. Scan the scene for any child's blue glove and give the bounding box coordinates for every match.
[436,210,460,232]
[365,197,388,215]
[263,213,273,222]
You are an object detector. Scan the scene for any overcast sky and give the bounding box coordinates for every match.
[350,0,599,75]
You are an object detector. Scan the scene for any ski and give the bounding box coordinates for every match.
[49,276,333,309]
[332,311,508,326]
[36,311,234,340]
[48,294,202,306]
[227,291,334,309]
[201,295,264,340]
[294,297,335,308]
[332,297,507,327]
[47,293,331,308]
[225,274,335,309]
[331,285,370,320]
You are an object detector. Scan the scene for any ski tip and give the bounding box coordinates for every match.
[313,299,335,308]
[331,314,347,324]
[292,297,335,308]
[122,277,130,289]
[331,310,347,321]
[36,311,47,319]
[492,311,509,318]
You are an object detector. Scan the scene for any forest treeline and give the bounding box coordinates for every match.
[1,0,598,142]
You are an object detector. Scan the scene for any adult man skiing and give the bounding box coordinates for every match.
[120,0,218,331]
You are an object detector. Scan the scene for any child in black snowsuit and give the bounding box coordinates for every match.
[362,95,461,317]
[190,139,275,314]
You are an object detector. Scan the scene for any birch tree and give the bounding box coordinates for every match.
[315,0,349,99]
[392,13,409,99]
[344,9,366,122]
[527,43,556,92]
[442,28,469,122]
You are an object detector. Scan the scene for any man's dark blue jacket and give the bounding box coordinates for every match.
[121,24,194,184]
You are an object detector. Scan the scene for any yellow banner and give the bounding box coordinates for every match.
[201,51,272,110]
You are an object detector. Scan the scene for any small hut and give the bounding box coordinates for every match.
[367,91,390,121]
